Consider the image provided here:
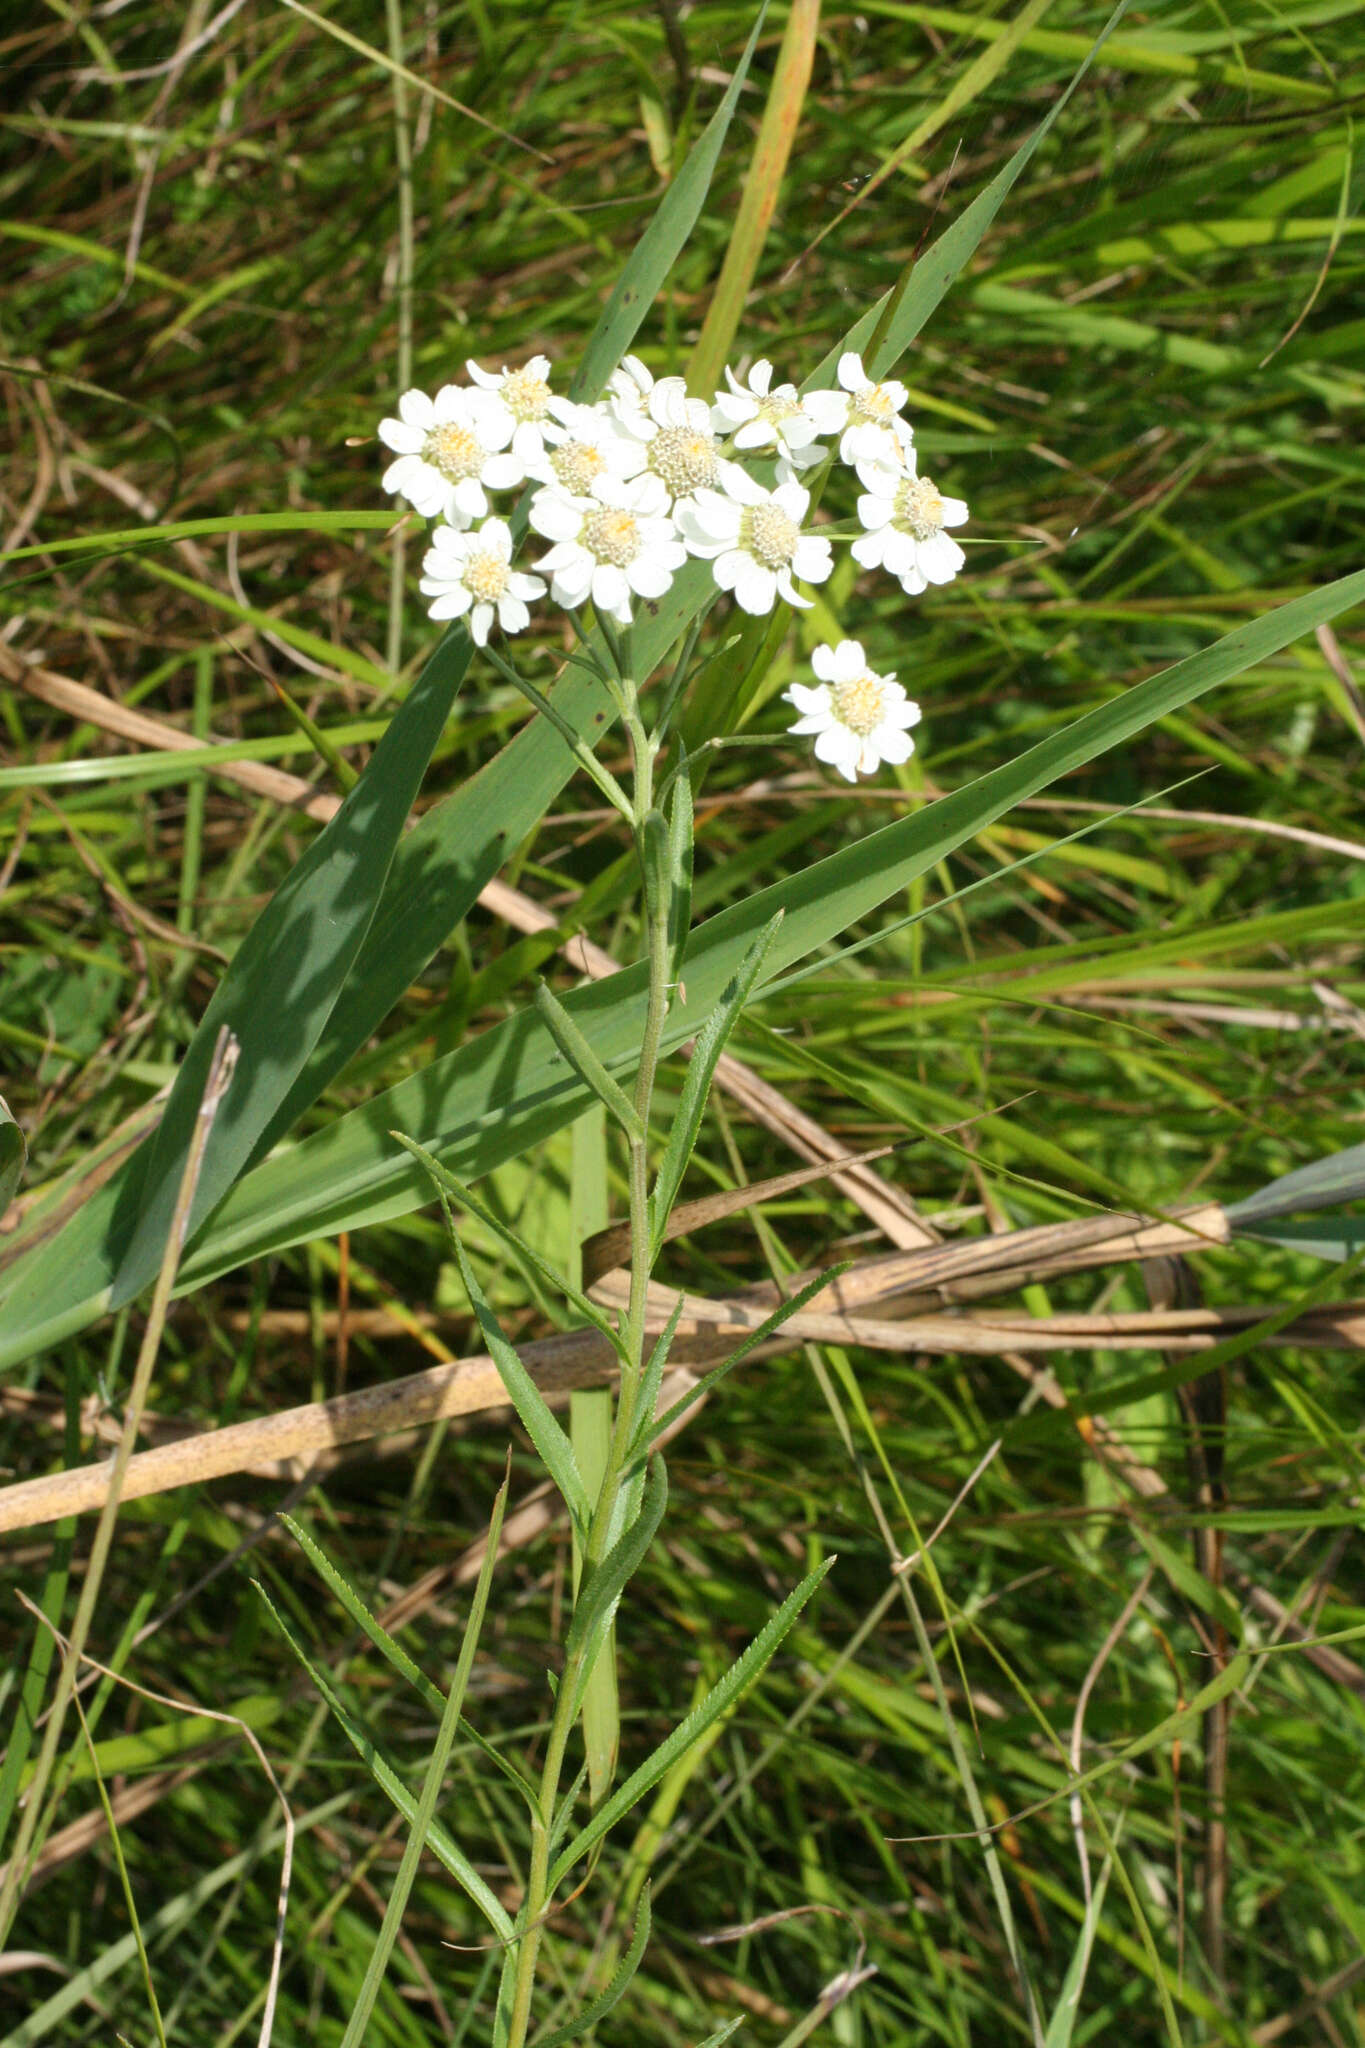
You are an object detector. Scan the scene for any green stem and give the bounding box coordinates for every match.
[500,677,675,2048]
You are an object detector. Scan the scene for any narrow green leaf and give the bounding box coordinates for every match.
[531,1888,652,2048]
[570,9,768,400]
[565,1459,669,1720]
[637,1264,852,1461]
[390,1131,625,1351]
[453,1239,589,1531]
[548,1558,835,1893]
[667,751,694,989]
[280,1512,540,1808]
[1226,1140,1365,1227]
[804,0,1131,389]
[650,915,783,1251]
[1044,1849,1116,2048]
[339,1472,510,2048]
[251,1581,514,1942]
[535,982,644,1143]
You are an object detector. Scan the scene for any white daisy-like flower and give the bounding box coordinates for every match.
[851,456,968,593]
[674,471,833,615]
[378,384,523,526]
[711,360,824,471]
[524,398,637,517]
[530,473,687,624]
[784,640,922,783]
[418,518,546,646]
[466,353,557,464]
[605,365,742,507]
[803,351,915,468]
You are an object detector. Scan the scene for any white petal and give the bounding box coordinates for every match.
[837,351,867,394]
[465,361,500,388]
[529,490,583,542]
[496,594,529,635]
[940,497,969,528]
[813,724,861,780]
[733,560,778,614]
[772,480,810,523]
[732,418,772,449]
[775,569,812,610]
[482,453,525,491]
[830,641,867,682]
[849,531,885,571]
[451,478,488,522]
[378,417,424,454]
[873,727,915,765]
[802,390,848,434]
[785,680,830,714]
[397,388,435,428]
[508,571,547,600]
[627,556,674,599]
[791,535,833,584]
[427,588,473,620]
[856,493,894,532]
[592,563,631,612]
[810,645,838,683]
[918,532,965,584]
[469,602,493,646]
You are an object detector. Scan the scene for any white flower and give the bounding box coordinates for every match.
[529,473,687,624]
[465,353,557,464]
[378,384,523,526]
[418,518,545,645]
[784,640,922,782]
[803,351,914,468]
[605,361,742,506]
[524,398,637,517]
[711,360,824,471]
[674,472,832,615]
[851,456,968,593]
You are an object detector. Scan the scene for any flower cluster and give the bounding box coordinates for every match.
[377,348,970,777]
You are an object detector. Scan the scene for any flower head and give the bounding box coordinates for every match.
[465,353,557,463]
[606,362,742,506]
[674,471,832,615]
[530,473,687,624]
[803,351,914,468]
[418,518,545,645]
[785,640,922,782]
[378,384,523,525]
[852,457,968,594]
[711,360,824,471]
[525,401,637,534]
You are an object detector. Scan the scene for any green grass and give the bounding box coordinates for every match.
[3,2,1365,2043]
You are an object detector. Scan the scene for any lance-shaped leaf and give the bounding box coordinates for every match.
[547,1557,834,1892]
[390,1132,626,1354]
[565,1458,669,1723]
[533,1891,653,2048]
[338,1470,510,2048]
[1226,1140,1365,1228]
[535,982,644,1143]
[453,1239,589,1533]
[650,914,784,1253]
[252,1581,514,1942]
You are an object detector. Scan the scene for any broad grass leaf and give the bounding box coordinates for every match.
[1226,1140,1365,1226]
[0,1098,24,1214]
[106,635,471,1311]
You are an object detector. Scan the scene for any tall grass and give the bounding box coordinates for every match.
[2,3,1364,2043]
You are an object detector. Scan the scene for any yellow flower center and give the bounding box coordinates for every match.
[582,507,641,567]
[423,422,485,482]
[851,383,897,425]
[742,502,799,570]
[503,366,551,421]
[754,390,800,426]
[894,475,945,540]
[464,548,509,603]
[831,671,888,738]
[650,426,718,496]
[552,440,606,493]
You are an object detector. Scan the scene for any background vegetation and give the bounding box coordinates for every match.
[2,1,1364,2042]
